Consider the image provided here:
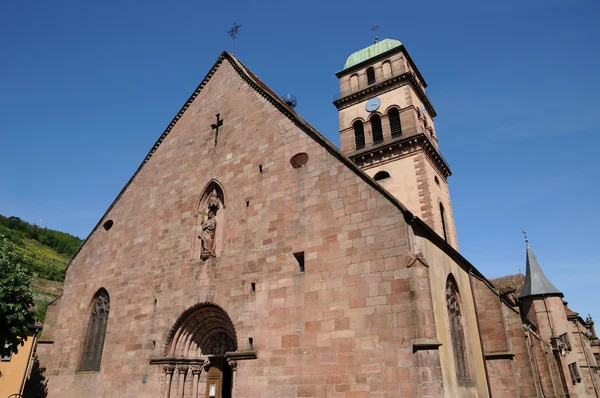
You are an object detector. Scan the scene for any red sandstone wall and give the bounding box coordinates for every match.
[46,58,445,398]
[472,277,540,397]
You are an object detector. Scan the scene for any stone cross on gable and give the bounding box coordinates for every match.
[211,113,223,145]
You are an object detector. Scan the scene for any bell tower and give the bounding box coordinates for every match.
[333,38,458,248]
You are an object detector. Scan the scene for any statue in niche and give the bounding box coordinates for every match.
[207,189,219,209]
[200,210,217,259]
[199,189,220,260]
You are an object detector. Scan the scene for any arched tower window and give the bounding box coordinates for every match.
[366,67,376,85]
[371,115,383,144]
[353,120,365,150]
[79,289,110,371]
[350,74,359,91]
[382,60,392,77]
[388,108,402,138]
[446,276,470,381]
[440,203,448,242]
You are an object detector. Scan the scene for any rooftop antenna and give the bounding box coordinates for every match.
[228,22,242,54]
[371,25,381,44]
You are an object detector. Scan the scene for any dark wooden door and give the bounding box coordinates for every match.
[205,358,231,398]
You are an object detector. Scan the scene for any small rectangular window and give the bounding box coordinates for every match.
[569,362,581,384]
[293,252,305,273]
[560,333,572,351]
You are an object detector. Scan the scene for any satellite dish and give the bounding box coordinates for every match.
[282,94,297,109]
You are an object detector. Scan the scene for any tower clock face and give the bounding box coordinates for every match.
[366,98,381,112]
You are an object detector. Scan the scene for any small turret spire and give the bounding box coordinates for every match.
[519,232,563,299]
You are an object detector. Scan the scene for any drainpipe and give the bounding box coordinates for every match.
[542,297,555,338]
[468,268,493,397]
[524,324,547,398]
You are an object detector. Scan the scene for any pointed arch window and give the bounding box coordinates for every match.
[366,67,376,85]
[388,108,402,138]
[371,115,383,144]
[440,203,448,242]
[79,289,110,371]
[446,277,470,381]
[353,121,365,150]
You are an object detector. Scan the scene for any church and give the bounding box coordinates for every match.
[39,38,600,397]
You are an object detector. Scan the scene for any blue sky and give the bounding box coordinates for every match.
[1,1,598,316]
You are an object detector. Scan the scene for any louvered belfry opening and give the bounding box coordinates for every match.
[366,67,376,85]
[446,277,470,381]
[371,115,383,144]
[80,289,110,371]
[353,121,365,150]
[388,108,402,138]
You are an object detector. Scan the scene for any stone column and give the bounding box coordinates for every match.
[190,365,202,398]
[176,364,188,398]
[163,364,175,398]
[227,359,238,398]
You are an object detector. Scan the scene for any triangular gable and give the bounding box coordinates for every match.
[66,51,479,284]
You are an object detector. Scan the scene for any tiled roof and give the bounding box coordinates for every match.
[490,273,526,298]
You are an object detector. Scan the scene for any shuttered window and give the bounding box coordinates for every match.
[366,67,376,85]
[371,115,383,144]
[388,108,402,138]
[353,121,365,150]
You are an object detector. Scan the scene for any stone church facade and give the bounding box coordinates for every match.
[39,39,600,397]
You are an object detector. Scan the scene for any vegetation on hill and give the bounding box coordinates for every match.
[0,237,36,355]
[0,215,83,322]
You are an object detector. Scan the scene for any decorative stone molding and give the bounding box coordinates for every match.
[176,364,188,375]
[202,358,211,372]
[227,359,238,371]
[163,364,175,374]
[190,365,202,375]
[350,133,451,179]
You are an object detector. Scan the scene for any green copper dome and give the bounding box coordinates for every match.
[343,38,403,70]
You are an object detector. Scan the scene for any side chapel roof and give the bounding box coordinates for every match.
[519,241,563,299]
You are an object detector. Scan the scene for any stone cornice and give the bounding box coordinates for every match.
[333,72,437,117]
[350,133,451,179]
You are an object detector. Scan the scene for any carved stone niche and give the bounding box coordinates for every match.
[192,180,226,261]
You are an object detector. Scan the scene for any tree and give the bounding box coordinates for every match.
[0,236,36,355]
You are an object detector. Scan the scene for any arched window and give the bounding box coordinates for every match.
[80,289,110,371]
[353,120,365,150]
[388,108,402,138]
[371,115,383,144]
[366,67,376,85]
[350,74,359,91]
[440,203,448,242]
[373,171,390,181]
[446,276,470,381]
[382,60,392,77]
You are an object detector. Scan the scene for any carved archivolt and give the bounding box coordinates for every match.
[165,303,237,358]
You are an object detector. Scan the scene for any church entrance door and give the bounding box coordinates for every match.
[205,357,232,398]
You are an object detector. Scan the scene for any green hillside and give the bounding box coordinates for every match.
[0,215,82,322]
